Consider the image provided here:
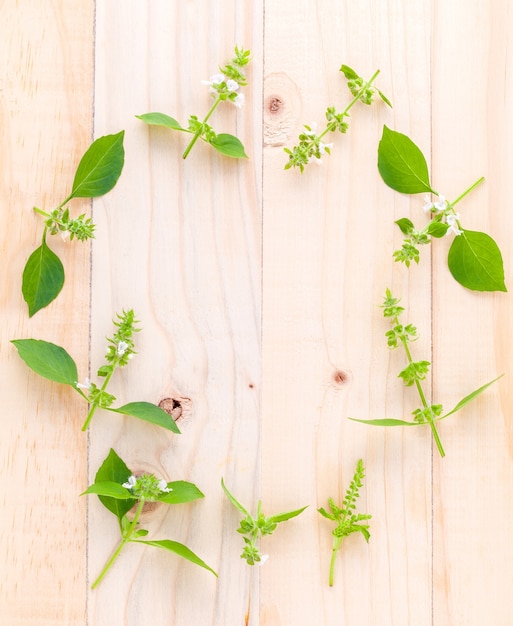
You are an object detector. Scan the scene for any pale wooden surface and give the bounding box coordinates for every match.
[1,1,512,625]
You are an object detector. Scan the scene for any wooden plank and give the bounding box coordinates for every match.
[89,2,263,624]
[0,1,93,624]
[432,1,513,624]
[262,1,434,624]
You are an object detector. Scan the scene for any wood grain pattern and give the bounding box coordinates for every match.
[2,1,512,624]
[0,1,93,624]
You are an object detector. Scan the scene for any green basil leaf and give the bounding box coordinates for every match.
[94,449,136,522]
[447,229,507,292]
[132,539,217,576]
[22,239,64,316]
[427,221,449,238]
[109,401,181,433]
[158,481,204,504]
[221,478,251,516]
[339,64,358,80]
[11,338,78,386]
[439,375,503,420]
[395,217,415,235]
[209,133,248,158]
[377,89,393,108]
[378,126,435,194]
[81,481,133,499]
[70,131,125,198]
[269,505,308,524]
[349,417,421,427]
[136,112,186,132]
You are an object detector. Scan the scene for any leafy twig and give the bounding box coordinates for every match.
[318,459,371,586]
[378,126,506,292]
[22,132,125,315]
[82,449,216,588]
[137,46,250,159]
[284,65,391,172]
[349,291,503,456]
[221,478,307,565]
[11,310,180,433]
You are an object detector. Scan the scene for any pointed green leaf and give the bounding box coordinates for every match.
[447,229,507,292]
[349,417,421,427]
[209,133,248,158]
[395,217,415,235]
[439,375,503,421]
[427,221,449,238]
[377,89,393,108]
[269,505,308,524]
[136,112,186,132]
[94,449,136,521]
[109,401,180,433]
[70,131,125,199]
[378,126,435,194]
[221,478,251,516]
[11,338,78,385]
[351,525,371,542]
[22,239,64,316]
[339,64,358,80]
[81,481,133,499]
[158,481,204,504]
[132,539,217,576]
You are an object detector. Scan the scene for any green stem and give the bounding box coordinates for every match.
[81,358,120,431]
[182,96,221,159]
[320,69,381,140]
[91,500,145,589]
[396,317,445,457]
[329,536,343,586]
[451,177,485,207]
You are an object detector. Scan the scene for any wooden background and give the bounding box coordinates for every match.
[1,1,512,624]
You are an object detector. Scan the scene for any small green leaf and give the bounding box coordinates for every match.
[395,217,414,235]
[439,375,503,421]
[11,338,78,385]
[447,230,507,292]
[22,238,65,316]
[221,478,251,516]
[81,481,133,499]
[158,481,204,505]
[136,112,186,132]
[209,133,248,158]
[351,525,371,542]
[70,131,125,199]
[132,539,217,576]
[427,221,449,238]
[377,89,393,108]
[349,417,421,427]
[109,401,180,433]
[269,505,308,524]
[378,126,435,194]
[339,64,358,80]
[94,449,136,522]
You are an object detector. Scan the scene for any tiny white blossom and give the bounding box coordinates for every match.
[116,341,129,356]
[257,554,269,566]
[434,195,447,211]
[232,93,245,108]
[202,73,225,87]
[226,79,239,93]
[445,212,463,236]
[423,194,434,212]
[319,142,333,155]
[122,475,137,489]
[304,122,318,136]
[61,230,69,242]
[158,479,172,493]
[76,378,92,391]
